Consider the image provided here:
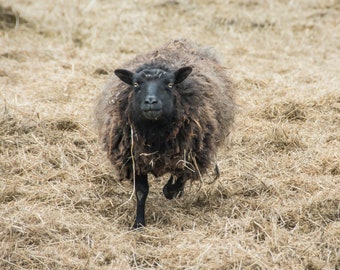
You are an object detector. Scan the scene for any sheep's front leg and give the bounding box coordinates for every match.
[133,174,149,229]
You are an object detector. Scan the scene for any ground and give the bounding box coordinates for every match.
[0,0,339,269]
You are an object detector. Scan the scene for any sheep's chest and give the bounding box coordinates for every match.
[134,146,196,178]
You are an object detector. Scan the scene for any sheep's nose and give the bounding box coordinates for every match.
[144,96,158,105]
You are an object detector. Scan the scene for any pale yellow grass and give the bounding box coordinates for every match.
[0,0,339,269]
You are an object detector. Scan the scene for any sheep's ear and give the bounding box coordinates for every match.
[174,66,193,84]
[114,69,134,85]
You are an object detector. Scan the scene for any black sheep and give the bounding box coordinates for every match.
[94,39,235,228]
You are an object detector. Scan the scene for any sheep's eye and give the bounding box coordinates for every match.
[168,83,174,88]
[133,82,139,88]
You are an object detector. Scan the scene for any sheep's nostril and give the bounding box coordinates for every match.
[144,96,158,105]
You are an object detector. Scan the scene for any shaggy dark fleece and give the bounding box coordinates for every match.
[94,39,235,183]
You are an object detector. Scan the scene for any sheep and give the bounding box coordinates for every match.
[94,39,235,229]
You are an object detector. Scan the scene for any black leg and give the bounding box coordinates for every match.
[163,175,186,200]
[132,174,149,229]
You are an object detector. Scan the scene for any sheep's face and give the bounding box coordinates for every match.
[114,67,192,123]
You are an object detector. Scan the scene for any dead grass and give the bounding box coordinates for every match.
[1,0,339,269]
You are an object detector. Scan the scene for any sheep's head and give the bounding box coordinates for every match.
[114,66,192,123]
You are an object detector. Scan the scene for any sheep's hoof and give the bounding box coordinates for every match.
[163,184,184,200]
[131,221,145,230]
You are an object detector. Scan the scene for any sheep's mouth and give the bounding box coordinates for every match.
[142,109,162,120]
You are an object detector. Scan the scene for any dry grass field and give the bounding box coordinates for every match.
[1,0,339,269]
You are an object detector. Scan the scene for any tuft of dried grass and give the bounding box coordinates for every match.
[0,4,28,30]
[261,101,307,122]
